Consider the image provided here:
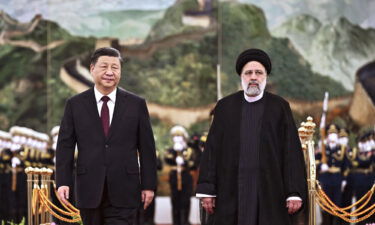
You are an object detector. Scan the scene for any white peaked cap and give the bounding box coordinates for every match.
[9,126,22,135]
[0,130,11,140]
[170,125,189,139]
[50,126,60,137]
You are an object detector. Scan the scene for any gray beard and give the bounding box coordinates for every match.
[245,85,261,96]
[242,78,267,97]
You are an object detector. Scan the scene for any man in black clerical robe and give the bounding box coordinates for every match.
[196,48,308,225]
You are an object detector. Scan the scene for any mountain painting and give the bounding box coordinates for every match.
[0,0,374,151]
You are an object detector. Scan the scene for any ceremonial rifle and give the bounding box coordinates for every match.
[320,92,329,164]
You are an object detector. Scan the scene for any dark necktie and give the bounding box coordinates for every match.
[101,96,110,137]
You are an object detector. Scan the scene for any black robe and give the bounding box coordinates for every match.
[238,96,265,225]
[197,91,307,225]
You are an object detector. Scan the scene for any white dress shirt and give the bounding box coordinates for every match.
[244,90,264,103]
[196,90,302,202]
[94,86,117,125]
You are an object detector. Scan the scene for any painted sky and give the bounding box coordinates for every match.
[2,0,374,38]
[243,0,375,29]
[0,0,175,40]
[0,0,175,22]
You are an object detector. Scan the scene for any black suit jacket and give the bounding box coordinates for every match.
[56,87,157,209]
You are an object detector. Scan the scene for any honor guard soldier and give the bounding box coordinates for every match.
[12,127,31,168]
[9,127,50,225]
[165,125,195,225]
[41,125,59,170]
[0,131,13,225]
[35,132,50,169]
[187,134,203,192]
[315,143,323,178]
[188,134,201,169]
[349,132,374,225]
[9,126,28,225]
[191,133,207,192]
[319,124,346,225]
[339,128,359,225]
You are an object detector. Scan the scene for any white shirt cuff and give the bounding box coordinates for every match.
[196,193,216,198]
[196,194,300,200]
[286,196,302,201]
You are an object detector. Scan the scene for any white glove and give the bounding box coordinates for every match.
[176,156,184,165]
[341,180,347,191]
[321,163,329,172]
[11,157,21,168]
[173,142,184,151]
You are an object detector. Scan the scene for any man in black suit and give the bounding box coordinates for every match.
[56,47,157,225]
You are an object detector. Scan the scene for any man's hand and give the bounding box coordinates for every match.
[142,190,154,209]
[57,186,70,205]
[286,199,302,214]
[201,197,215,214]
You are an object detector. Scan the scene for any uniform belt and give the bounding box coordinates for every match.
[352,168,373,174]
[14,168,24,173]
[327,166,341,173]
[6,167,24,173]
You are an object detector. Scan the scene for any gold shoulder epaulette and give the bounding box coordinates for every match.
[166,152,174,159]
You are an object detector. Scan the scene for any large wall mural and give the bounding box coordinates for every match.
[0,0,374,152]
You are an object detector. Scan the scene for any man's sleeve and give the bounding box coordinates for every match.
[137,99,157,191]
[55,99,77,188]
[196,193,217,198]
[283,102,308,203]
[196,103,223,195]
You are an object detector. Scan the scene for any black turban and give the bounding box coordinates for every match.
[235,48,272,75]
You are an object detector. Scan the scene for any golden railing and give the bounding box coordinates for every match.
[298,117,318,225]
[298,117,375,225]
[316,181,374,223]
[25,167,81,225]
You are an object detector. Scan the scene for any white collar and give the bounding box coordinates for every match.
[94,86,117,103]
[243,90,264,103]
